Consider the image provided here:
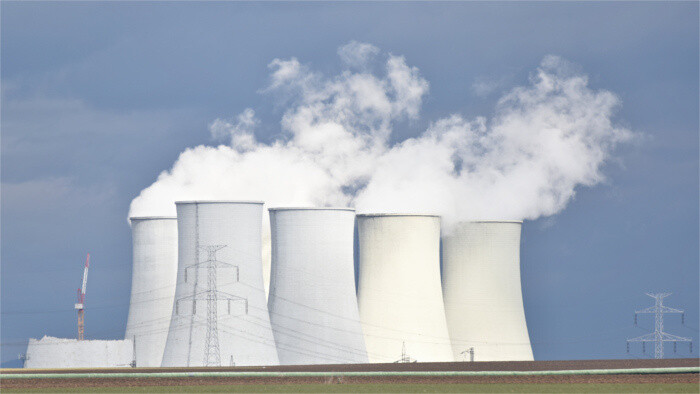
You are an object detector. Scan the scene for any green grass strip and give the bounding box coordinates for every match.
[4,383,700,393]
[1,367,697,379]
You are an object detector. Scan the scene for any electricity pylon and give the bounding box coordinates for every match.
[394,341,416,363]
[202,245,225,367]
[176,244,247,366]
[627,293,692,359]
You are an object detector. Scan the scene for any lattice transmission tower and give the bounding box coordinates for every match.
[176,244,247,366]
[202,245,225,367]
[627,293,692,359]
[394,341,416,363]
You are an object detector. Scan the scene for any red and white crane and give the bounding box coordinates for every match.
[74,254,90,340]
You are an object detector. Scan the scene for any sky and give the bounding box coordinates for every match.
[1,2,698,366]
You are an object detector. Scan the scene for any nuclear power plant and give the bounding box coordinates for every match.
[24,201,534,368]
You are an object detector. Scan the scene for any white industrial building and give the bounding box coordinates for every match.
[161,201,279,367]
[267,208,368,365]
[442,221,533,361]
[125,216,178,367]
[356,214,454,363]
[24,336,134,368]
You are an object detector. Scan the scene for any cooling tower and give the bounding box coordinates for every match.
[356,214,454,363]
[125,217,178,367]
[442,221,533,361]
[268,208,368,365]
[161,201,279,367]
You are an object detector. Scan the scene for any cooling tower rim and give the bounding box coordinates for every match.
[175,200,264,205]
[356,213,440,218]
[268,207,355,211]
[129,216,177,221]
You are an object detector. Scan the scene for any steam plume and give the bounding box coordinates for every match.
[129,43,632,286]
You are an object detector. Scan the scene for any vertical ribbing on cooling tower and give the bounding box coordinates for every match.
[356,214,454,363]
[267,208,368,365]
[125,217,178,367]
[442,221,533,361]
[161,201,279,367]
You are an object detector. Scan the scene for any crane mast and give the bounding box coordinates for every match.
[74,254,90,340]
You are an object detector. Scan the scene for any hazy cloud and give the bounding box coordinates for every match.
[338,41,380,69]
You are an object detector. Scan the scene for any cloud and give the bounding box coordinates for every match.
[209,108,259,151]
[355,56,632,225]
[130,45,431,219]
[130,47,631,223]
[129,45,633,289]
[337,41,380,69]
[472,77,506,97]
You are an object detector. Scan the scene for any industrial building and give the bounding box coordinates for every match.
[24,336,134,368]
[161,201,279,367]
[356,214,455,363]
[442,221,533,361]
[125,216,178,367]
[267,208,368,365]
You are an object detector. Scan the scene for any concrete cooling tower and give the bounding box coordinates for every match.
[268,208,368,365]
[442,221,533,361]
[161,201,279,367]
[356,214,454,363]
[125,217,178,367]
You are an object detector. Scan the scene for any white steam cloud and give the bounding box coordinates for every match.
[355,55,632,223]
[129,43,632,283]
[130,44,631,224]
[130,43,632,290]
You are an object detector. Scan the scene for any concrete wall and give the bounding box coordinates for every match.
[24,336,133,368]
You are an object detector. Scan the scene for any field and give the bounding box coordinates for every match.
[2,358,698,393]
[4,383,699,393]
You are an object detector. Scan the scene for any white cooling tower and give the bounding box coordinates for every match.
[161,201,279,367]
[268,208,368,365]
[125,216,178,367]
[442,221,533,361]
[356,214,454,363]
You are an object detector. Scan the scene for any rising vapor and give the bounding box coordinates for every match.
[130,43,631,223]
[129,42,632,282]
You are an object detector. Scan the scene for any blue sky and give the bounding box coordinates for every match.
[1,2,698,366]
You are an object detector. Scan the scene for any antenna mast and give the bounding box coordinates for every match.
[74,254,90,340]
[627,293,692,359]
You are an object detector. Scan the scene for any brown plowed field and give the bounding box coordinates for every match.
[2,359,698,390]
[6,358,699,374]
